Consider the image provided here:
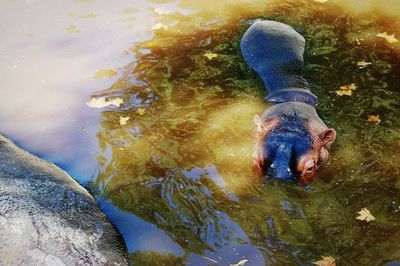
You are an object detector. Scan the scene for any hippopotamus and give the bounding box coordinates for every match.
[0,134,128,265]
[240,20,336,183]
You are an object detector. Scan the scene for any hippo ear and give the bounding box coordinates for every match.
[254,115,278,139]
[319,128,336,148]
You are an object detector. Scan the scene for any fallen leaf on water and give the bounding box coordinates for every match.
[313,256,336,266]
[230,259,249,266]
[336,89,352,96]
[367,115,381,124]
[340,83,357,91]
[78,12,97,19]
[336,83,357,96]
[136,108,146,115]
[357,60,372,69]
[94,69,117,79]
[119,116,130,125]
[204,53,218,60]
[64,24,80,34]
[356,208,376,222]
[153,7,169,15]
[151,23,168,31]
[86,97,124,108]
[313,0,328,3]
[376,32,399,44]
[123,7,138,14]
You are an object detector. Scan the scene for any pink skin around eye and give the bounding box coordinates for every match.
[297,147,330,184]
[297,150,319,184]
[318,147,329,167]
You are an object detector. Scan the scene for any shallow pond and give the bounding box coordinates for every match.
[2,0,400,265]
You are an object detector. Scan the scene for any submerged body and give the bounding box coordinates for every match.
[240,20,336,183]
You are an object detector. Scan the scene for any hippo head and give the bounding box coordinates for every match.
[253,115,335,184]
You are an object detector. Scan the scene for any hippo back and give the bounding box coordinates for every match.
[240,20,318,106]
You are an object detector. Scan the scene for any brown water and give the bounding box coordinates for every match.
[2,0,400,265]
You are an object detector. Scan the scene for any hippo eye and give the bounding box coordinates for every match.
[304,159,315,172]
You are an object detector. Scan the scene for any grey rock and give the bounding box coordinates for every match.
[0,135,128,266]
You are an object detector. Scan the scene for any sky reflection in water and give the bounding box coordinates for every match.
[1,0,400,265]
[0,0,177,179]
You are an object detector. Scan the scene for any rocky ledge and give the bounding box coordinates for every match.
[0,135,127,265]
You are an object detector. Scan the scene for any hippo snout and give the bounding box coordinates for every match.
[265,163,296,181]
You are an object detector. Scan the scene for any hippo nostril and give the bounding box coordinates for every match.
[274,167,295,181]
[262,161,295,180]
[264,165,276,178]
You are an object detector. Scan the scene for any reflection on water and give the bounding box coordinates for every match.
[0,0,178,180]
[93,0,400,265]
[2,0,400,265]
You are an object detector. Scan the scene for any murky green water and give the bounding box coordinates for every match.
[90,0,400,265]
[2,0,400,265]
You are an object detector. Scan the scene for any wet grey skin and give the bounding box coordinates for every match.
[240,20,335,181]
[0,135,128,265]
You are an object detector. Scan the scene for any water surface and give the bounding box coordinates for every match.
[1,0,400,265]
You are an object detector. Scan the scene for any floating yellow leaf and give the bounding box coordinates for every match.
[336,89,352,96]
[367,115,381,124]
[123,7,137,14]
[86,97,124,108]
[94,69,118,79]
[313,0,328,3]
[136,108,146,115]
[230,259,249,266]
[64,24,80,34]
[376,32,399,44]
[357,60,372,69]
[336,83,357,96]
[313,256,336,266]
[153,7,169,15]
[151,23,168,31]
[204,53,218,60]
[340,83,357,91]
[78,12,97,19]
[356,208,376,222]
[119,116,130,125]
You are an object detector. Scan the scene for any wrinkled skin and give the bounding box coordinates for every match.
[252,102,335,183]
[241,21,336,183]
